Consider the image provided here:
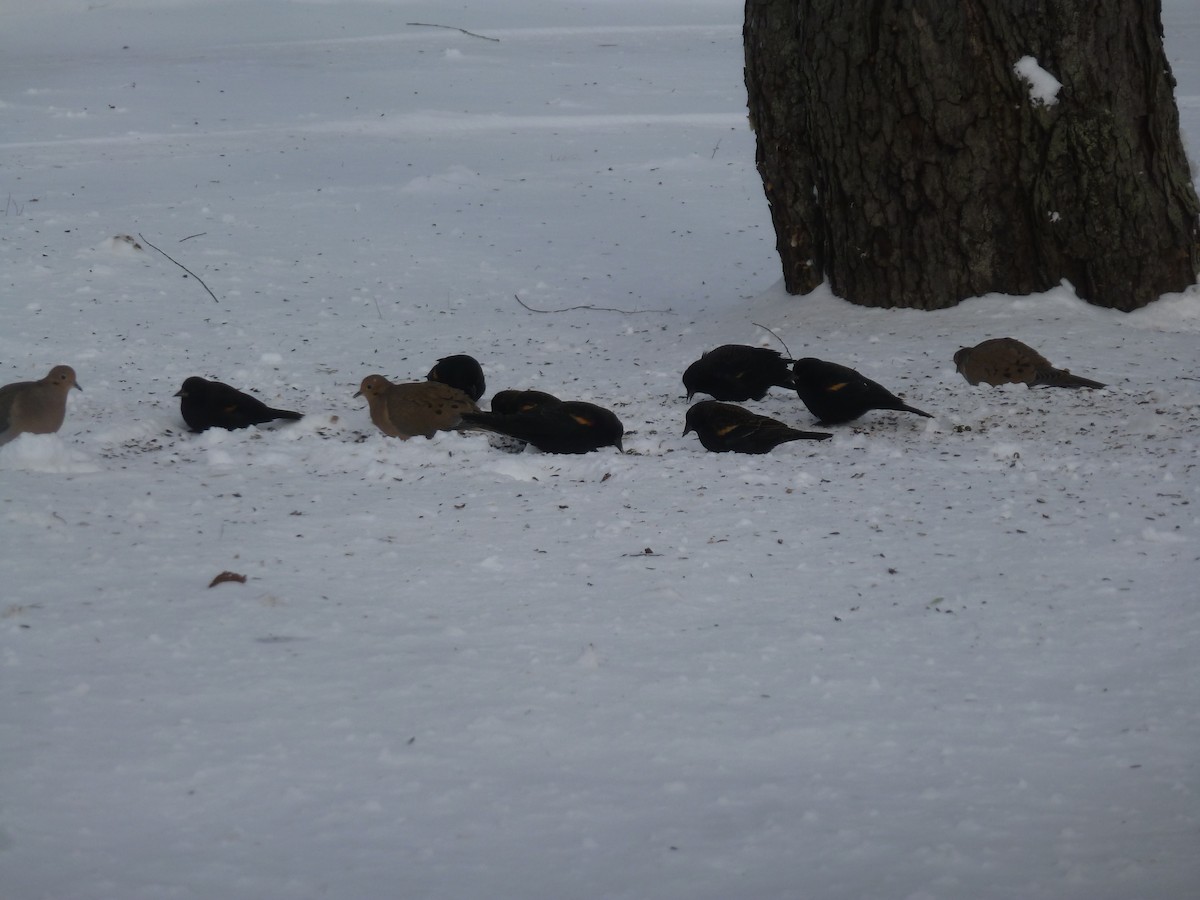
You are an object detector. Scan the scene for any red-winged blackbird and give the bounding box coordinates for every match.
[175,376,302,433]
[683,344,796,401]
[684,400,831,453]
[954,338,1106,389]
[355,375,477,439]
[462,400,624,454]
[426,354,486,401]
[792,358,933,425]
[489,388,562,415]
[0,365,81,446]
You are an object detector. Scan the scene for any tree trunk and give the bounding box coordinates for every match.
[744,0,1200,311]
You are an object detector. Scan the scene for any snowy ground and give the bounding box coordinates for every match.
[2,2,1198,898]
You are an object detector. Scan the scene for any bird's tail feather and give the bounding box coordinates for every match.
[1032,370,1106,390]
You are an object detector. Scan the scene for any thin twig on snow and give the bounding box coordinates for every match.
[515,294,670,315]
[753,322,792,357]
[138,232,220,304]
[407,22,501,42]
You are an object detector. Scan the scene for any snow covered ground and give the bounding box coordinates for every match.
[2,2,1197,898]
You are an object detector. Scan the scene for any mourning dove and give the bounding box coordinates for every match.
[0,365,81,446]
[355,375,478,439]
[953,338,1106,389]
[175,376,303,432]
[426,354,486,402]
[461,400,624,454]
[684,400,831,453]
[683,345,796,401]
[792,358,934,425]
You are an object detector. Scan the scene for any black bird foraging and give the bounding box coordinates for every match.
[426,354,486,402]
[478,390,564,453]
[791,358,933,425]
[682,344,796,401]
[462,400,624,454]
[175,376,303,432]
[488,388,562,415]
[684,400,832,453]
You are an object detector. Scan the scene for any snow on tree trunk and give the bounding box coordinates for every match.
[744,0,1200,311]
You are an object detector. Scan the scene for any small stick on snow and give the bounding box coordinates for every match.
[515,294,670,315]
[753,322,792,357]
[407,22,501,42]
[138,232,220,304]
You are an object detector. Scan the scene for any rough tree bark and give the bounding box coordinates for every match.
[744,0,1200,311]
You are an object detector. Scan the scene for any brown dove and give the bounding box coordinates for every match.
[953,338,1106,389]
[0,365,81,446]
[355,375,478,439]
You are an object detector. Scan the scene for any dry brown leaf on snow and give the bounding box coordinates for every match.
[208,571,247,588]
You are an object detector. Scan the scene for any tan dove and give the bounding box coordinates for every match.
[355,375,478,439]
[0,365,81,446]
[953,338,1106,389]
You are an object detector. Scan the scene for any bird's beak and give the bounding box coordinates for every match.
[74,381,83,392]
[682,424,693,437]
[173,389,185,398]
[353,390,362,398]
